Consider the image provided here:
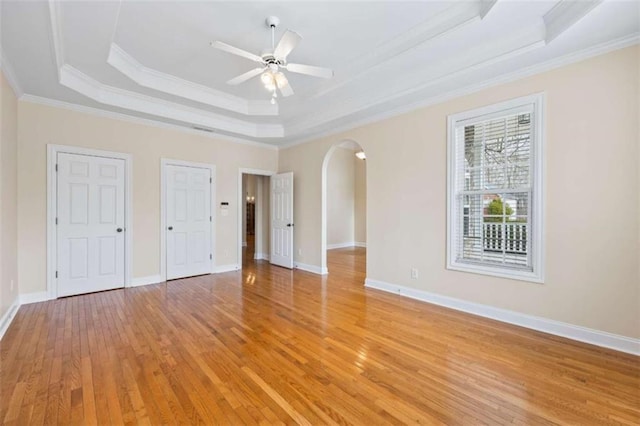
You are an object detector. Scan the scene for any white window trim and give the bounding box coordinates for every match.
[47,144,133,299]
[446,93,545,283]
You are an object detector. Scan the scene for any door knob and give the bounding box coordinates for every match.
[287,223,294,227]
[168,226,173,231]
[117,228,123,233]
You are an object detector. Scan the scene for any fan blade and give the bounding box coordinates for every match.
[227,67,265,85]
[210,41,264,63]
[286,63,333,79]
[274,72,294,97]
[273,30,302,60]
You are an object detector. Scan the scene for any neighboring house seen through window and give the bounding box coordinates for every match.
[447,94,544,282]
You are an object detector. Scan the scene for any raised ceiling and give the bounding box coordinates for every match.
[1,1,638,147]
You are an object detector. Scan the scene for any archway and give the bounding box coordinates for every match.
[321,139,367,273]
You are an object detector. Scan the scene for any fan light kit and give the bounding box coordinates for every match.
[210,16,334,105]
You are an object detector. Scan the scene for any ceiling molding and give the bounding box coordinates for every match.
[47,0,64,74]
[305,1,493,101]
[280,34,640,149]
[544,0,603,43]
[286,24,547,137]
[107,43,278,116]
[59,64,283,138]
[0,48,24,97]
[19,94,279,151]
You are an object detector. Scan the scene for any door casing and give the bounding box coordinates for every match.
[47,144,133,299]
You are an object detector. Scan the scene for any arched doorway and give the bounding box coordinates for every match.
[321,140,367,274]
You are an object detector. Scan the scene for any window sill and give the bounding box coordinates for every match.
[447,261,544,284]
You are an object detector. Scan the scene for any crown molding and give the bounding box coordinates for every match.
[108,43,277,116]
[58,64,283,138]
[544,0,603,43]
[19,94,279,151]
[0,48,24,97]
[47,0,64,74]
[286,23,547,137]
[305,1,494,101]
[280,34,639,149]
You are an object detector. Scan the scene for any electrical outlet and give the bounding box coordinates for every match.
[298,249,302,256]
[10,279,14,291]
[223,249,229,258]
[411,268,418,279]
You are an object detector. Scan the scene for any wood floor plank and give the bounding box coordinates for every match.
[1,245,638,425]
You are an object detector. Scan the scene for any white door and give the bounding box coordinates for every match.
[166,164,212,280]
[57,153,126,297]
[270,172,294,268]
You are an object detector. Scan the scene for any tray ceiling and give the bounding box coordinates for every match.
[1,1,638,147]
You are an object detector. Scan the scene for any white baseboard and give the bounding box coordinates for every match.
[327,242,355,250]
[216,264,240,273]
[130,275,163,287]
[20,291,52,305]
[364,278,640,356]
[254,253,270,260]
[294,262,329,275]
[327,242,367,249]
[0,296,20,341]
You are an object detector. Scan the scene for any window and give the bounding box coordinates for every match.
[447,94,544,282]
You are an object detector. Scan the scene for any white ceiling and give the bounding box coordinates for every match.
[1,1,638,147]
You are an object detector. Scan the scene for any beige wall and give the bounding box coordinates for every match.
[327,147,355,246]
[0,71,19,321]
[17,101,278,294]
[279,46,640,338]
[354,156,366,244]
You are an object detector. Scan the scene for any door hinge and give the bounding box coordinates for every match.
[55,271,58,278]
[209,177,212,184]
[209,216,212,222]
[55,217,58,225]
[210,254,212,260]
[55,164,58,172]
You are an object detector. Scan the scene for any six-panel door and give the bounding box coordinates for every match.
[57,153,126,297]
[166,164,212,280]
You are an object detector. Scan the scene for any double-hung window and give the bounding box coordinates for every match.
[447,94,544,282]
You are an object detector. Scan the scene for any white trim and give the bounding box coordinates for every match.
[237,168,275,269]
[20,292,52,305]
[0,49,24,97]
[0,296,20,341]
[543,0,603,43]
[108,43,277,117]
[364,278,640,356]
[130,275,164,288]
[254,253,270,261]
[160,159,216,281]
[446,93,545,283]
[294,262,328,275]
[216,264,240,273]
[58,65,284,139]
[279,34,640,149]
[327,242,358,250]
[354,242,367,248]
[47,144,133,299]
[19,95,279,151]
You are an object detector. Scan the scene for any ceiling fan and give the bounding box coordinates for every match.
[210,16,334,102]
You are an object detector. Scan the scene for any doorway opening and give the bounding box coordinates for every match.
[321,140,367,275]
[238,170,273,269]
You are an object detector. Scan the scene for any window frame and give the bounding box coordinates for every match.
[446,93,545,283]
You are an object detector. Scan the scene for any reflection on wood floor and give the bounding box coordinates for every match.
[1,246,638,424]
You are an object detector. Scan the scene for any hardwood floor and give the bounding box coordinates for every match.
[2,247,639,425]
